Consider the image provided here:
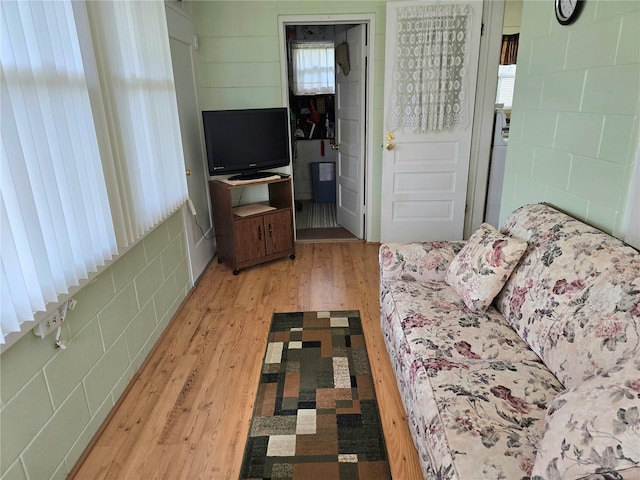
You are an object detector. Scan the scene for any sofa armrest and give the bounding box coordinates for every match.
[379,241,466,283]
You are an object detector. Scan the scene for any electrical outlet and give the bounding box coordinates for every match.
[33,302,68,339]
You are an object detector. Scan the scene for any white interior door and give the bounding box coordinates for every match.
[381,0,483,243]
[335,24,366,239]
[166,6,216,282]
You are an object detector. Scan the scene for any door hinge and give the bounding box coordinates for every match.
[480,23,485,36]
[193,34,200,50]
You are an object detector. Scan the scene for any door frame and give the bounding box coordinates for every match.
[465,0,506,237]
[166,3,216,284]
[278,14,375,242]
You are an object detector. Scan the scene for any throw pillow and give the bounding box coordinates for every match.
[446,223,527,313]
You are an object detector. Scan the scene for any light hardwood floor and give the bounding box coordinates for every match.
[71,242,422,479]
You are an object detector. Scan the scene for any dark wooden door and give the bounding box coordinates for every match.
[234,217,265,264]
[264,210,293,256]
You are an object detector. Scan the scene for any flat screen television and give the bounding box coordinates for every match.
[202,107,291,180]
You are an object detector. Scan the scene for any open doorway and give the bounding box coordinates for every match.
[485,0,523,226]
[279,18,371,242]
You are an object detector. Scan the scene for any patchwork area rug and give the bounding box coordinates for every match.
[240,311,391,480]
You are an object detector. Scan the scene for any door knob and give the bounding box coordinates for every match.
[185,169,191,176]
[331,143,339,151]
[385,142,395,151]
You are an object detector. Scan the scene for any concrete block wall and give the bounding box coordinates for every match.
[0,211,191,480]
[501,0,640,234]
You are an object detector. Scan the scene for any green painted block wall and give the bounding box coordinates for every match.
[501,0,640,233]
[0,211,190,479]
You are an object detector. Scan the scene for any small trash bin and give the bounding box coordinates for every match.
[311,162,336,203]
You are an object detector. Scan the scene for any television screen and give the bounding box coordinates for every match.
[202,107,291,178]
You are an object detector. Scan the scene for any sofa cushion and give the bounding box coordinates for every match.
[497,205,639,337]
[446,223,527,313]
[542,258,640,388]
[408,357,563,479]
[495,204,640,388]
[382,279,542,365]
[532,360,640,479]
[380,241,466,283]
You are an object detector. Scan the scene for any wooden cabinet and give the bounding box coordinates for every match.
[209,177,295,274]
[234,210,293,265]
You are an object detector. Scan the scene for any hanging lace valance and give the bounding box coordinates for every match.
[387,4,472,133]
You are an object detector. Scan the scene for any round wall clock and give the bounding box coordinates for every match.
[555,0,585,25]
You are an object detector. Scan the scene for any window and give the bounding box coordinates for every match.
[83,0,187,245]
[496,64,517,108]
[0,0,187,346]
[291,42,335,96]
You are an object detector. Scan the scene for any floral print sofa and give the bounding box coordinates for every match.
[379,203,640,480]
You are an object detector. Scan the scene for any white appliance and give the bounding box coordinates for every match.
[485,106,508,227]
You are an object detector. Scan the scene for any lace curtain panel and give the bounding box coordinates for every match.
[387,4,472,133]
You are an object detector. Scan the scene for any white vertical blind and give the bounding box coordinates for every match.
[291,42,335,95]
[84,0,187,247]
[0,0,188,344]
[1,0,117,343]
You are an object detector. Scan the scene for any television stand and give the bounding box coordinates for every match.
[209,177,295,274]
[228,171,278,181]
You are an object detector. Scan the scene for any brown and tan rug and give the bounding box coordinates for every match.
[239,311,391,480]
